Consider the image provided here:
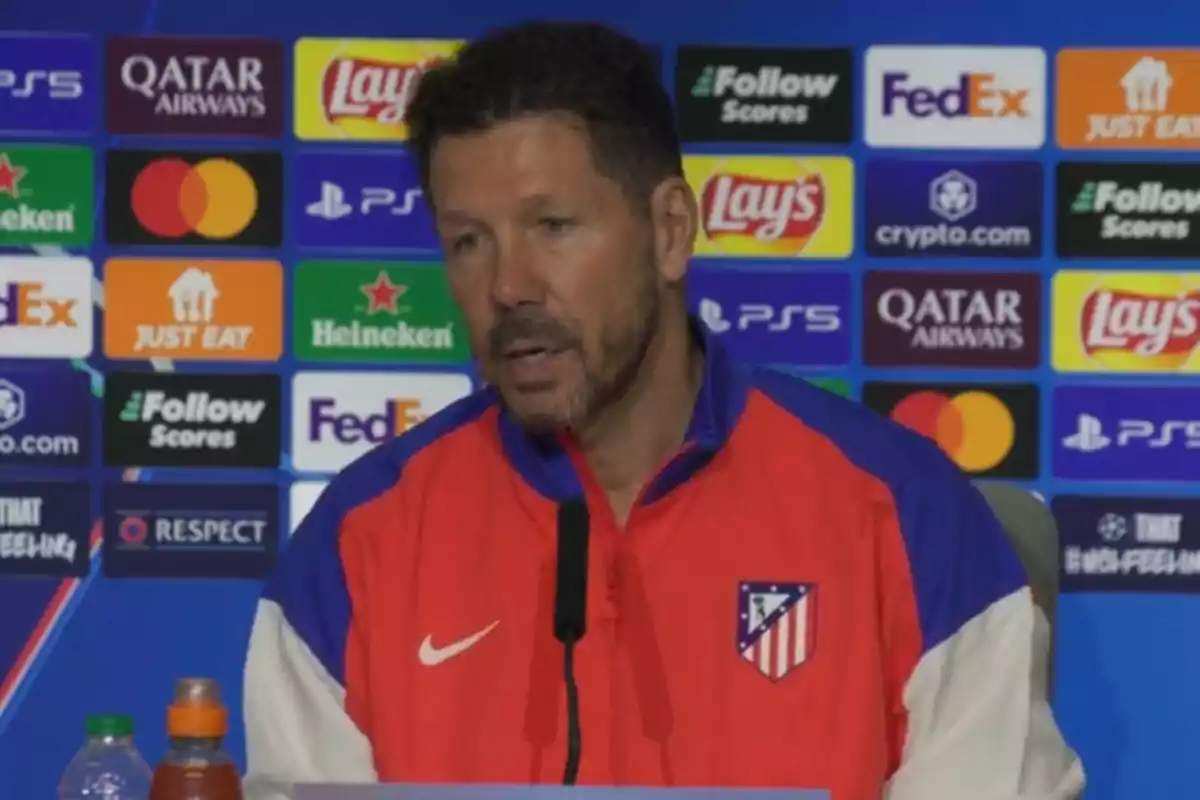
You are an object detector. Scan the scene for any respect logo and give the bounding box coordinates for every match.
[293,38,462,141]
[1052,271,1200,373]
[683,155,853,258]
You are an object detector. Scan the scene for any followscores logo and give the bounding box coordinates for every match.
[0,256,93,358]
[0,34,95,134]
[104,483,279,579]
[865,159,1042,257]
[293,151,438,251]
[688,268,850,366]
[0,370,90,468]
[862,381,1040,479]
[1054,495,1200,593]
[1053,386,1200,482]
[292,371,473,473]
[865,46,1046,148]
[103,372,280,468]
[674,46,852,143]
[1057,163,1200,258]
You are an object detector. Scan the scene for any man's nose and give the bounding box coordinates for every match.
[489,233,545,309]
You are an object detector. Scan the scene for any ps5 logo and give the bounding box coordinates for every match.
[0,69,84,100]
[698,298,841,334]
[1062,413,1200,452]
[305,181,424,221]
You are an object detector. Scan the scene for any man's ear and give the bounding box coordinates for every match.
[650,176,698,285]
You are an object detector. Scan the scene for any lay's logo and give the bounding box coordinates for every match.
[684,155,852,258]
[294,38,462,141]
[1053,270,1200,372]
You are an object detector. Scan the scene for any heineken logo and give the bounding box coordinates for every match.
[0,146,93,246]
[361,270,408,315]
[293,261,470,365]
[0,154,77,235]
[309,319,456,351]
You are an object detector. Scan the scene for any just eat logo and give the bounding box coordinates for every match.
[865,46,1047,149]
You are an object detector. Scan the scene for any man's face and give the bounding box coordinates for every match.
[429,114,661,433]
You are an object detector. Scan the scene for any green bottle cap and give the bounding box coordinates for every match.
[86,714,134,737]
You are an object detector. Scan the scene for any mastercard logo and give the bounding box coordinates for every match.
[889,389,1015,473]
[130,157,259,240]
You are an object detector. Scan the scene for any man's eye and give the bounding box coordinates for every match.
[540,217,574,234]
[450,233,478,253]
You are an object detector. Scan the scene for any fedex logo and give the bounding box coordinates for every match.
[0,256,93,358]
[865,46,1046,149]
[0,281,78,328]
[881,72,1029,119]
[308,396,427,445]
[290,371,472,473]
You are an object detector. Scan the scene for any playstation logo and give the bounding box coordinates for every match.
[1062,413,1112,452]
[305,181,425,221]
[697,298,731,334]
[306,181,353,220]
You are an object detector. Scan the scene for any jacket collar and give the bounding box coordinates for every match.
[495,318,749,504]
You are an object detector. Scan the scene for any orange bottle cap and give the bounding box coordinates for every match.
[166,677,228,738]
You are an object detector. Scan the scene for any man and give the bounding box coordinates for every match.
[244,21,1084,800]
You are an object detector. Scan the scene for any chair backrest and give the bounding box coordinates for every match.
[973,481,1059,694]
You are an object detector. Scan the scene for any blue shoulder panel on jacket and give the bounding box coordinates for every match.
[750,370,1027,656]
[262,388,498,686]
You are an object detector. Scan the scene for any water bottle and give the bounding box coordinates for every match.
[58,714,153,799]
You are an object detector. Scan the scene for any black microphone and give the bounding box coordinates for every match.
[553,497,589,785]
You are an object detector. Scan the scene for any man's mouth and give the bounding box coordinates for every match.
[502,339,565,361]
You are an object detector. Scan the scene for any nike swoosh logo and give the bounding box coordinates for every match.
[418,621,499,666]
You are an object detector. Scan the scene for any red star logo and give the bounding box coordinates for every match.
[0,153,28,199]
[361,271,406,315]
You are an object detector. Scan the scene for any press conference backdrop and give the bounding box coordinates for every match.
[0,0,1197,796]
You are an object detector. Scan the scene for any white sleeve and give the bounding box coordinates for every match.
[884,588,1085,800]
[242,599,378,799]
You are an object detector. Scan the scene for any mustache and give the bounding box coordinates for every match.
[487,311,577,358]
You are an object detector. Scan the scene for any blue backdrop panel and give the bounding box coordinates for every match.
[1,1,1198,799]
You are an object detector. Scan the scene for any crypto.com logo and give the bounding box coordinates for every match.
[929,170,977,222]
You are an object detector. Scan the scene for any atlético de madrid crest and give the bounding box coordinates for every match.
[737,582,817,681]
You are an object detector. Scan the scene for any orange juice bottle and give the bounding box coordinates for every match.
[150,678,242,800]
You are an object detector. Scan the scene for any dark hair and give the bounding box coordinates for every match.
[404,20,683,209]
